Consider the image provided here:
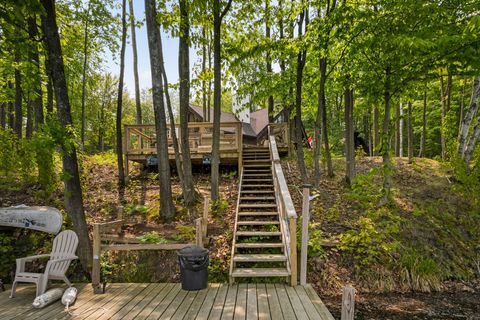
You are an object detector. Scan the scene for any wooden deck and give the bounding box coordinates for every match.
[0,283,334,320]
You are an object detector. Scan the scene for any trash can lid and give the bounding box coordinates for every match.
[178,245,208,257]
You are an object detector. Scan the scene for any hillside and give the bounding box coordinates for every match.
[1,154,479,318]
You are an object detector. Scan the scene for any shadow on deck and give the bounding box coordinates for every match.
[0,283,334,319]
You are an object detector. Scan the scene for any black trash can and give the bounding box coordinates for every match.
[178,246,209,290]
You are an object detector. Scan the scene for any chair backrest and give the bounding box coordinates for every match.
[48,230,78,276]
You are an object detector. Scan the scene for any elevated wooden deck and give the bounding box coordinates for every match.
[0,283,334,319]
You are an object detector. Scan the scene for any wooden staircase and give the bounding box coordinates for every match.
[230,147,290,282]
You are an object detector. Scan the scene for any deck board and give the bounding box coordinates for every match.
[0,283,333,320]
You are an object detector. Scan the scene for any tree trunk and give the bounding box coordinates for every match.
[7,81,14,129]
[202,27,207,122]
[116,0,127,188]
[161,58,184,186]
[14,51,22,138]
[211,0,232,201]
[464,115,480,166]
[145,0,176,219]
[458,76,480,157]
[80,4,89,146]
[178,0,197,205]
[439,71,452,161]
[457,76,466,141]
[129,0,142,124]
[45,55,54,117]
[373,106,379,155]
[28,16,44,130]
[0,103,5,129]
[399,102,403,157]
[381,68,393,203]
[207,30,212,122]
[40,0,92,273]
[344,86,355,185]
[419,89,427,157]
[294,9,308,183]
[26,99,33,139]
[407,101,413,163]
[363,112,371,156]
[395,102,400,156]
[98,77,108,152]
[265,0,274,122]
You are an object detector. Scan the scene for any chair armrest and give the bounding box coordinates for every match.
[48,256,78,264]
[15,254,51,273]
[17,254,51,263]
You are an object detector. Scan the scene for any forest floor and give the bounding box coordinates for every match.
[1,152,479,319]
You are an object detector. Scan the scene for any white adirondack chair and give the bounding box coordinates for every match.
[10,230,79,298]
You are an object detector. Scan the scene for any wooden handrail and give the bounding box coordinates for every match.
[269,135,296,219]
[268,132,298,286]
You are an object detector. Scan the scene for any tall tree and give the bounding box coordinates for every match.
[265,0,273,122]
[40,0,92,272]
[14,50,22,138]
[129,0,142,124]
[458,76,480,158]
[116,0,127,188]
[211,0,233,201]
[27,16,44,131]
[178,0,197,205]
[294,5,308,183]
[80,3,90,146]
[419,89,427,157]
[407,101,413,163]
[145,0,176,219]
[344,86,355,185]
[373,106,380,155]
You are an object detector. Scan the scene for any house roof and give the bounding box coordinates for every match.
[188,104,271,140]
[250,108,269,135]
[189,104,239,123]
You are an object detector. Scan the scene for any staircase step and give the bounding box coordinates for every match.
[231,268,289,277]
[238,212,278,216]
[243,159,271,163]
[241,184,274,188]
[235,242,284,248]
[237,221,280,226]
[240,196,275,201]
[243,165,271,168]
[241,190,275,194]
[243,173,272,176]
[240,204,277,208]
[233,254,287,262]
[236,231,282,237]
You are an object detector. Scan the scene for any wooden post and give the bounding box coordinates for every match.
[116,207,123,234]
[341,286,355,320]
[92,224,102,294]
[289,217,297,286]
[195,218,203,248]
[300,184,311,286]
[203,197,209,238]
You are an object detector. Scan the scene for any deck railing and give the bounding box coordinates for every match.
[268,127,298,286]
[124,122,242,155]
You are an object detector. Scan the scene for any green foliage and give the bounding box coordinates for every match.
[297,219,326,258]
[0,128,57,197]
[338,216,399,268]
[174,225,196,242]
[346,167,383,209]
[0,234,15,280]
[138,231,169,244]
[400,251,442,291]
[211,198,228,217]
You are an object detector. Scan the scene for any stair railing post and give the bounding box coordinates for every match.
[92,223,102,294]
[289,216,297,286]
[300,184,311,286]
